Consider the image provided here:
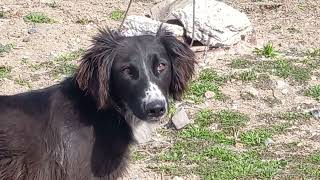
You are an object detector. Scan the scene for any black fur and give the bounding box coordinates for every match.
[0,28,196,180]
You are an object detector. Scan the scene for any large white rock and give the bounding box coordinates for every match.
[122,15,184,37]
[151,0,253,47]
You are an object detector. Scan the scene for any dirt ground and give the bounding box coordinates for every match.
[0,0,320,179]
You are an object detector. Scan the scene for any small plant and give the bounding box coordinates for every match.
[307,48,320,58]
[254,42,278,58]
[0,8,5,18]
[185,69,226,103]
[14,77,31,88]
[24,12,55,23]
[233,70,257,82]
[0,66,11,79]
[274,59,311,84]
[46,1,59,8]
[0,43,14,56]
[287,27,301,33]
[240,129,272,146]
[230,58,253,69]
[51,49,84,78]
[305,85,320,101]
[110,9,125,21]
[131,150,145,161]
[76,18,94,25]
[213,110,250,133]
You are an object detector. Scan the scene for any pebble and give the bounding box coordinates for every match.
[172,107,193,130]
[310,109,320,119]
[22,37,31,42]
[28,28,37,34]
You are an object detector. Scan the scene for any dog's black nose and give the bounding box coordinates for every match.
[145,101,166,117]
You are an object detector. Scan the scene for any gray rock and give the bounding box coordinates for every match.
[310,109,320,119]
[264,138,274,147]
[122,15,184,37]
[22,37,31,42]
[151,0,253,47]
[28,28,37,34]
[172,107,192,129]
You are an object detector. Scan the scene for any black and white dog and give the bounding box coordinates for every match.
[0,28,196,180]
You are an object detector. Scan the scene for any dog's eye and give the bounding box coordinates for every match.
[121,67,132,76]
[157,63,166,73]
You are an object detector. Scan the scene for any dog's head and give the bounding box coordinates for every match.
[76,28,196,121]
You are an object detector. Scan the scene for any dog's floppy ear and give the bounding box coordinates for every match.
[157,28,196,100]
[76,28,123,109]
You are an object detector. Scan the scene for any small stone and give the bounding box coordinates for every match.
[281,88,289,94]
[209,123,219,131]
[22,37,31,42]
[172,107,192,130]
[276,79,289,90]
[28,28,37,34]
[205,91,215,99]
[246,86,259,97]
[264,138,274,146]
[172,176,184,180]
[310,109,320,119]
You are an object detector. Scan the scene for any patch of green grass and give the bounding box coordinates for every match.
[0,66,11,79]
[240,122,291,147]
[302,48,320,69]
[153,107,286,179]
[196,147,287,179]
[76,18,94,25]
[110,9,125,21]
[254,73,273,90]
[194,109,214,127]
[300,164,320,178]
[192,109,249,132]
[185,69,226,103]
[274,59,292,78]
[14,77,31,88]
[29,61,54,71]
[131,150,146,161]
[177,109,236,144]
[305,85,320,101]
[178,126,235,144]
[273,59,311,84]
[307,48,320,57]
[0,43,14,56]
[157,144,287,179]
[298,152,320,178]
[254,42,278,58]
[213,110,250,133]
[232,70,257,82]
[278,112,311,121]
[51,49,84,77]
[309,152,320,164]
[240,128,272,146]
[230,59,253,69]
[24,12,55,23]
